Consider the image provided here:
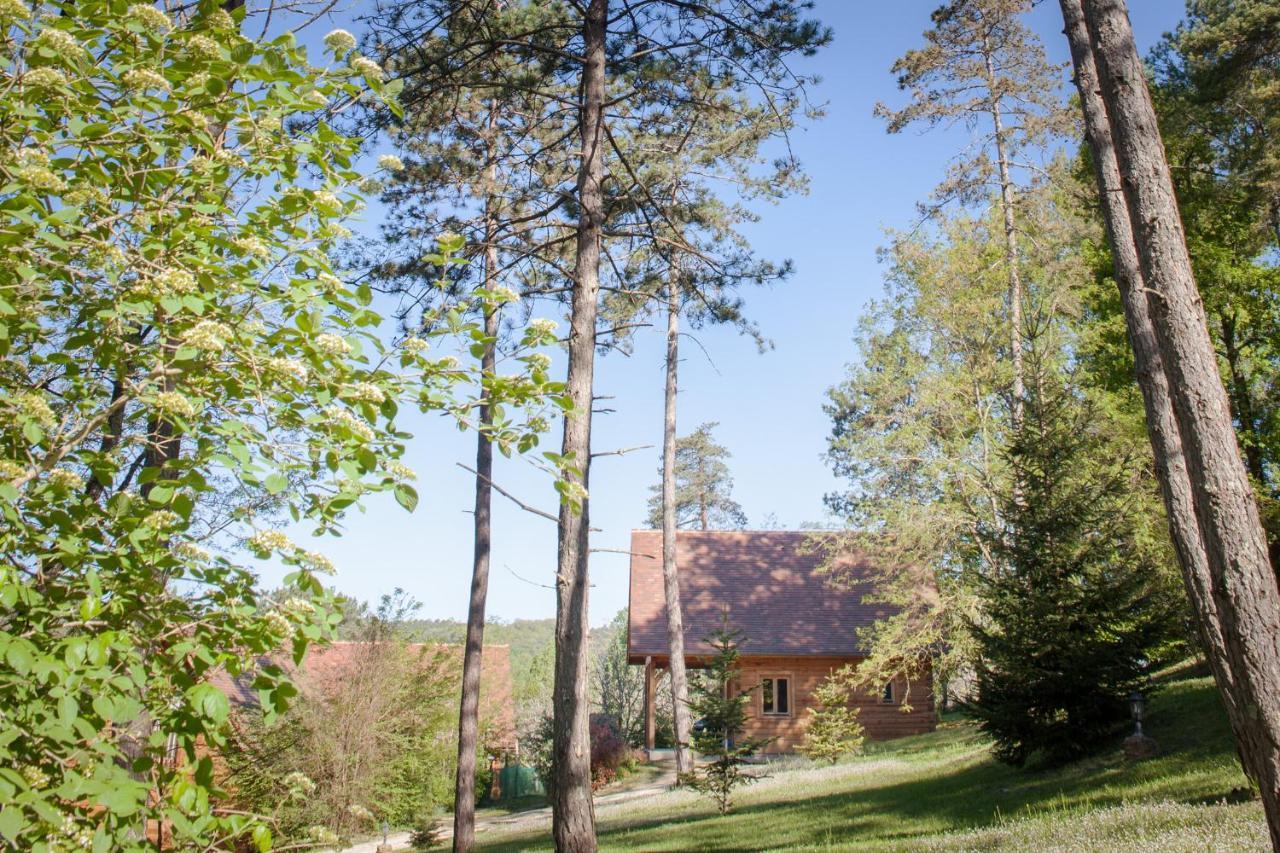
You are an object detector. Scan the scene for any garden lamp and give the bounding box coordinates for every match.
[1128,691,1146,737]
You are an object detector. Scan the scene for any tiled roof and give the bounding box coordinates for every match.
[627,530,899,660]
[209,641,515,747]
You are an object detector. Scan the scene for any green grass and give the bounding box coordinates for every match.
[476,662,1267,850]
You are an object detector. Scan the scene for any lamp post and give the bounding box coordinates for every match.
[1124,690,1156,759]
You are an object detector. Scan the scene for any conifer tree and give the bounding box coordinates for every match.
[799,672,866,764]
[645,423,747,531]
[967,361,1175,767]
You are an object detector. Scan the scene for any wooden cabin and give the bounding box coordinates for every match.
[627,530,936,754]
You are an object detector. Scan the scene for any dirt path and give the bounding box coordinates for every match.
[341,765,677,852]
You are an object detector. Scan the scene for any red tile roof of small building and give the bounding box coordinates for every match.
[627,529,899,661]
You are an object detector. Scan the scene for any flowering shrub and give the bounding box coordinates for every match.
[589,714,642,791]
[0,1,560,849]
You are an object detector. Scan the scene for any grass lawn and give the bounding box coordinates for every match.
[475,662,1267,850]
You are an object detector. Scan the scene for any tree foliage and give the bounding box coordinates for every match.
[645,422,747,530]
[799,670,865,764]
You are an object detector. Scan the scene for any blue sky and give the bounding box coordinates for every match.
[260,0,1187,626]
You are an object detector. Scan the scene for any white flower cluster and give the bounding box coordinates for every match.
[23,67,67,89]
[401,336,429,354]
[143,509,180,530]
[33,27,86,62]
[173,541,211,562]
[297,549,336,575]
[248,529,292,554]
[185,34,221,60]
[263,609,292,638]
[126,3,172,33]
[122,68,171,95]
[267,357,308,383]
[11,148,65,193]
[13,391,56,427]
[181,319,232,352]
[152,391,197,419]
[314,333,351,355]
[0,0,29,23]
[323,29,356,55]
[384,460,416,482]
[528,317,558,337]
[305,90,329,109]
[306,826,340,846]
[341,382,385,404]
[434,355,460,371]
[47,468,85,491]
[323,405,375,442]
[377,154,404,172]
[488,285,520,304]
[350,56,383,82]
[311,189,341,212]
[0,460,24,481]
[139,268,197,299]
[284,771,317,796]
[316,272,343,294]
[347,804,375,822]
[206,8,235,31]
[279,596,315,616]
[525,352,551,372]
[233,235,270,260]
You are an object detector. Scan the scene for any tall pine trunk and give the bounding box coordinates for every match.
[552,2,607,849]
[983,43,1025,430]
[661,278,694,777]
[1070,1,1280,845]
[452,106,501,850]
[1058,0,1241,740]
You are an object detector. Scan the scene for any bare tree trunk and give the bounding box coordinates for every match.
[1059,0,1240,740]
[983,44,1025,430]
[1073,1,1280,845]
[453,104,501,850]
[661,278,694,777]
[552,2,607,849]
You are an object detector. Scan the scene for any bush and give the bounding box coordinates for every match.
[525,713,643,795]
[800,671,866,763]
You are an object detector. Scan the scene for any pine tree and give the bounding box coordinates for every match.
[645,423,747,530]
[682,615,769,814]
[799,671,866,764]
[967,364,1175,767]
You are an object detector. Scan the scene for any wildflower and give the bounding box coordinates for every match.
[47,468,85,491]
[0,460,24,481]
[314,333,351,355]
[233,235,270,261]
[263,609,293,638]
[121,68,172,95]
[32,27,86,62]
[341,382,385,404]
[377,154,404,172]
[279,596,315,616]
[173,541,211,562]
[525,352,551,372]
[248,529,292,554]
[488,285,519,304]
[13,391,57,427]
[267,357,308,383]
[205,8,235,31]
[143,510,180,529]
[12,148,65,193]
[126,3,172,33]
[311,189,341,212]
[152,391,197,419]
[316,272,343,294]
[22,67,67,89]
[297,550,336,575]
[185,34,221,60]
[21,765,49,788]
[528,317,558,337]
[323,29,356,55]
[0,0,29,23]
[180,319,232,352]
[434,355,460,371]
[350,55,383,82]
[384,460,416,482]
[150,268,197,296]
[401,336,429,354]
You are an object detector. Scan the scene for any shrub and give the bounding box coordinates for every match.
[800,670,866,763]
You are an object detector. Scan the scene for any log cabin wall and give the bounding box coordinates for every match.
[726,655,936,753]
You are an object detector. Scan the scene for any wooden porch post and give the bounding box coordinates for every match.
[644,655,656,752]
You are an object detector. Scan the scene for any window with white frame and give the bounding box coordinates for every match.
[761,676,791,716]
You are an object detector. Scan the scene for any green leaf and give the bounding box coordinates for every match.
[394,483,418,513]
[0,806,22,841]
[251,823,272,852]
[187,683,230,726]
[264,473,288,495]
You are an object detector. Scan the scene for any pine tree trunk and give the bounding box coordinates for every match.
[662,278,694,777]
[1059,0,1241,739]
[1073,1,1280,845]
[453,108,501,849]
[552,2,607,849]
[983,45,1025,430]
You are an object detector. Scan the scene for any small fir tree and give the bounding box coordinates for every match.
[800,669,866,764]
[966,366,1175,767]
[682,614,770,814]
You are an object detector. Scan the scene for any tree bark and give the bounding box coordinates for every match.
[661,278,694,777]
[983,42,1025,431]
[552,2,607,849]
[1072,1,1280,845]
[1059,0,1241,740]
[453,102,501,851]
